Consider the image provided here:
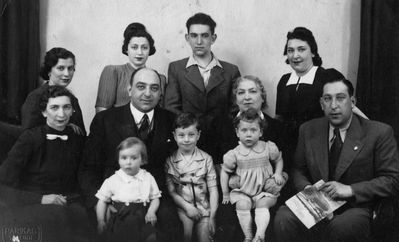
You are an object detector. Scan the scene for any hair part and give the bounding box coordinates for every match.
[122,22,156,56]
[323,78,355,97]
[233,108,267,131]
[39,85,75,112]
[40,48,75,80]
[116,137,148,165]
[186,12,217,34]
[173,112,200,131]
[283,27,322,66]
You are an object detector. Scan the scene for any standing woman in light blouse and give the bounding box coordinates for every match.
[95,23,166,112]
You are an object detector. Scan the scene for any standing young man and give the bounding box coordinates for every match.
[164,12,240,154]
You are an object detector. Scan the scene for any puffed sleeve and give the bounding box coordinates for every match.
[95,178,113,203]
[148,174,162,200]
[267,141,282,162]
[205,155,218,188]
[222,149,237,173]
[95,65,118,109]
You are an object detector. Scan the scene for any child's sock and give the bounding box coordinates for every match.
[254,207,270,240]
[236,209,253,240]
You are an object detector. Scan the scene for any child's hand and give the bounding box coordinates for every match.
[97,220,106,234]
[273,173,285,185]
[222,194,230,204]
[185,204,201,221]
[208,217,216,236]
[145,211,157,226]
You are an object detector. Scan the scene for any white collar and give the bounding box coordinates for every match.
[116,169,145,183]
[236,140,266,156]
[286,66,318,86]
[237,111,265,120]
[186,53,223,69]
[130,103,154,125]
[328,114,353,143]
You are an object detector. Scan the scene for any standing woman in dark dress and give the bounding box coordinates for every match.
[275,27,366,171]
[21,47,85,135]
[0,86,93,242]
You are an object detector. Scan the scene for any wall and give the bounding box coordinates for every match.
[40,0,361,130]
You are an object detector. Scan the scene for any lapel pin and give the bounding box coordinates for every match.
[354,146,358,151]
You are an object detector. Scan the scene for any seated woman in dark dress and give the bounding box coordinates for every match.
[21,47,85,135]
[0,86,93,242]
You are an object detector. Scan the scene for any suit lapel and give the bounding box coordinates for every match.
[185,66,205,92]
[310,119,330,181]
[117,104,138,138]
[206,66,225,93]
[335,115,364,180]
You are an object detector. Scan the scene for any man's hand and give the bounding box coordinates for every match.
[41,194,67,205]
[320,181,353,199]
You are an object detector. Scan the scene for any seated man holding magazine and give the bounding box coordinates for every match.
[274,78,399,242]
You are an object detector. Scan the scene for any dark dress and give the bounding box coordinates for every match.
[21,83,86,135]
[0,125,93,242]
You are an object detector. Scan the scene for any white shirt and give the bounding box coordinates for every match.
[95,169,161,205]
[328,114,353,149]
[186,53,223,87]
[286,66,318,86]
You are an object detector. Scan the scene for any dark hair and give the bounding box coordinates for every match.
[233,108,267,131]
[283,27,322,66]
[129,67,161,86]
[39,48,75,80]
[231,75,268,114]
[122,22,156,56]
[173,112,200,131]
[323,78,355,97]
[39,85,74,112]
[186,13,217,34]
[116,137,148,165]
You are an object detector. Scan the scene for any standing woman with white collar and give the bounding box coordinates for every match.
[275,27,366,172]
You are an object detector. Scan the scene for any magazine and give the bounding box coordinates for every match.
[285,180,346,229]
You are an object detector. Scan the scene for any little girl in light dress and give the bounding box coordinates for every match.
[220,108,286,242]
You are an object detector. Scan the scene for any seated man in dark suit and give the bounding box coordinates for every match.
[274,78,399,242]
[164,12,240,154]
[79,68,181,241]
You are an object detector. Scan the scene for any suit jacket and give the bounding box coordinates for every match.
[164,58,240,129]
[293,114,399,207]
[79,104,176,207]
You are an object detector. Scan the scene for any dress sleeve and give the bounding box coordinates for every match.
[222,150,237,173]
[205,155,218,188]
[95,65,118,109]
[95,178,113,203]
[148,174,162,200]
[267,141,282,162]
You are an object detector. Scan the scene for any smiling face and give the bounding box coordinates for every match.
[236,79,264,112]
[42,96,73,131]
[118,145,143,176]
[236,120,262,148]
[185,24,216,59]
[173,124,200,155]
[127,37,150,68]
[286,39,314,76]
[48,58,75,87]
[320,81,355,128]
[128,68,161,112]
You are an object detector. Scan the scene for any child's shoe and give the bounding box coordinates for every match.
[252,236,264,242]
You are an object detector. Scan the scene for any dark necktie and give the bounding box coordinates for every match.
[138,114,150,141]
[329,128,343,180]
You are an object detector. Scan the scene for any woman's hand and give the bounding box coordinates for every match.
[41,194,67,205]
[97,220,106,234]
[273,173,285,185]
[145,211,157,226]
[222,194,230,204]
[68,123,84,135]
[185,204,201,221]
